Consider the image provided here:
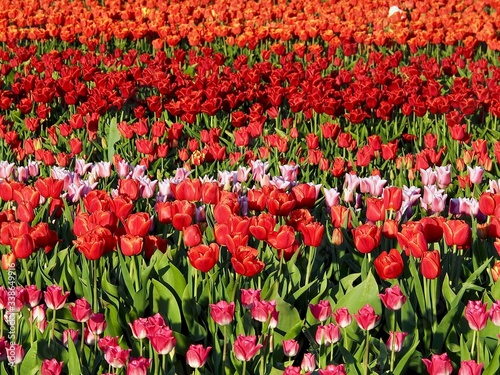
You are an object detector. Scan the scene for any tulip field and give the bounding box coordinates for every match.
[3,0,500,374]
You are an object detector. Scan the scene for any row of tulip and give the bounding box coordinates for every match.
[1,0,500,50]
[0,155,500,373]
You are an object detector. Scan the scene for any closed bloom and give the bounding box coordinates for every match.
[41,359,63,375]
[374,249,404,280]
[301,352,316,372]
[352,223,381,254]
[68,297,92,322]
[187,243,219,272]
[458,360,483,375]
[210,301,235,326]
[465,301,488,331]
[354,304,380,331]
[319,364,347,375]
[282,339,300,357]
[186,344,211,369]
[309,300,333,322]
[233,335,263,361]
[44,285,70,310]
[421,250,442,279]
[422,353,453,375]
[379,285,407,310]
[333,307,352,328]
[489,300,500,326]
[127,357,152,375]
[385,331,408,352]
[240,288,261,309]
[150,327,176,355]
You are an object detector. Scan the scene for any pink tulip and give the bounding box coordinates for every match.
[354,304,380,331]
[150,327,176,355]
[233,335,263,361]
[44,285,70,310]
[68,297,92,323]
[435,165,451,188]
[422,353,453,375]
[379,285,407,311]
[210,301,235,326]
[385,331,408,352]
[467,166,484,185]
[333,307,352,328]
[309,300,333,322]
[465,301,488,331]
[41,358,63,375]
[489,300,500,326]
[240,288,261,309]
[458,360,483,375]
[127,357,152,375]
[282,339,300,357]
[301,353,316,372]
[186,344,211,369]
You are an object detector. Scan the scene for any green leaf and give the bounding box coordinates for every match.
[483,344,500,375]
[159,263,187,301]
[151,279,182,332]
[106,116,120,162]
[19,341,40,374]
[67,335,82,375]
[394,334,421,375]
[181,286,207,341]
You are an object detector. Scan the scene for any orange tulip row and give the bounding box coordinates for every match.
[1,0,500,49]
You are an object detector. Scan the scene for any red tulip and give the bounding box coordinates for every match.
[406,231,428,258]
[419,217,444,243]
[231,246,265,277]
[458,360,483,375]
[374,249,404,280]
[110,195,134,219]
[385,332,408,352]
[267,190,296,216]
[247,188,268,212]
[118,178,141,201]
[171,178,202,201]
[249,213,276,241]
[366,197,384,222]
[282,339,300,357]
[442,220,471,249]
[233,335,263,361]
[183,224,202,247]
[88,313,107,335]
[124,212,152,237]
[352,223,381,254]
[383,186,403,211]
[187,243,219,272]
[420,250,442,279]
[299,221,324,247]
[35,177,64,199]
[291,183,319,208]
[333,307,352,328]
[104,345,131,369]
[201,181,221,204]
[119,234,143,256]
[10,233,35,259]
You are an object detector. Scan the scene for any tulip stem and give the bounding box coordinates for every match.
[162,354,167,374]
[0,310,3,335]
[242,360,247,375]
[222,325,228,370]
[305,246,316,287]
[364,330,370,375]
[49,308,56,345]
[80,321,85,360]
[93,260,99,311]
[471,330,477,361]
[22,258,30,286]
[390,313,397,373]
[194,269,198,300]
